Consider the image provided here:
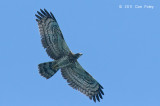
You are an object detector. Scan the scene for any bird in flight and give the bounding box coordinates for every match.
[35,9,104,102]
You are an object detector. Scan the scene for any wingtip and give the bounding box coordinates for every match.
[35,14,42,20]
[93,95,96,102]
[36,19,39,22]
[44,8,47,11]
[100,84,104,89]
[40,9,46,16]
[89,96,92,100]
[98,92,103,99]
[35,8,56,21]
[37,11,44,18]
[44,9,51,17]
[96,94,100,102]
[99,88,104,95]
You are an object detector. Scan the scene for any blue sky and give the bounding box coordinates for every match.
[0,0,160,106]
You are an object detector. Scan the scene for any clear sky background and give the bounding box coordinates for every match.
[0,0,160,106]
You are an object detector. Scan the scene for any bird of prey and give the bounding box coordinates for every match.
[35,9,104,102]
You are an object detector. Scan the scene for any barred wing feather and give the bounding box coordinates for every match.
[61,61,104,102]
[35,9,70,60]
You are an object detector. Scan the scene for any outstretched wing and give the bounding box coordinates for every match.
[35,9,70,60]
[61,61,104,102]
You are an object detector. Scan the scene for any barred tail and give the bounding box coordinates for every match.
[38,61,59,79]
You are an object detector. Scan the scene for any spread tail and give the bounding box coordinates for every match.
[38,61,59,79]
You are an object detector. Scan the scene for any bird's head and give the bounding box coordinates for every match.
[74,53,83,59]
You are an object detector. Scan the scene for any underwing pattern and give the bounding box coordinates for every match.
[35,9,104,102]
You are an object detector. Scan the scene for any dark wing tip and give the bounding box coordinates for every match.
[40,9,46,16]
[37,11,44,18]
[44,8,51,17]
[92,85,104,102]
[35,14,42,20]
[36,19,39,22]
[50,12,57,22]
[96,94,100,102]
[100,84,104,89]
[93,95,96,102]
[99,88,104,95]
[89,96,92,100]
[35,9,56,21]
[99,92,103,99]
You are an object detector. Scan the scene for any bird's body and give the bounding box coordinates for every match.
[35,9,104,102]
[52,52,82,69]
[53,53,72,69]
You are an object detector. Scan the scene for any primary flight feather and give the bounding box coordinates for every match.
[35,9,104,102]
